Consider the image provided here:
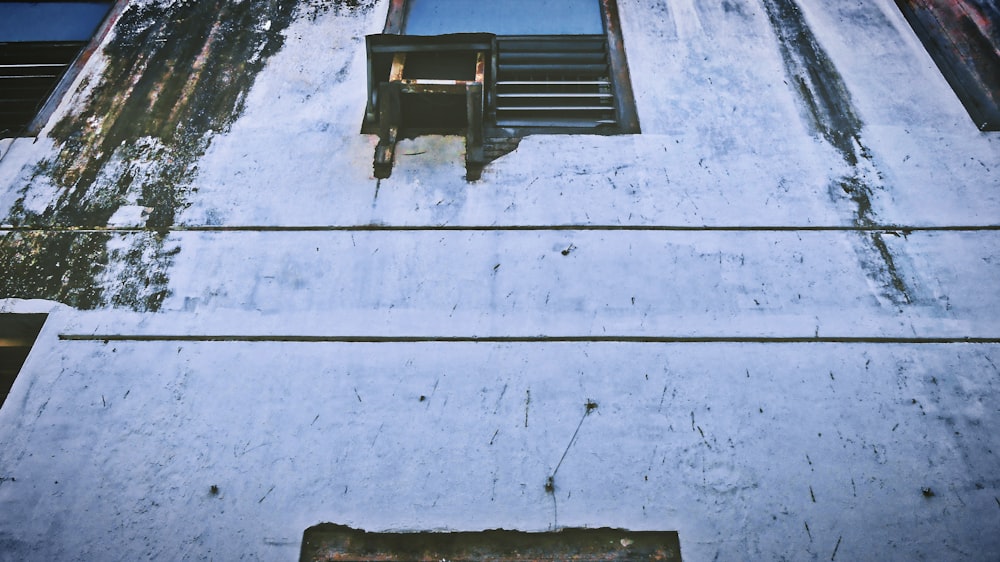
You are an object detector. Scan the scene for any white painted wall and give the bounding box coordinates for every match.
[1,0,999,560]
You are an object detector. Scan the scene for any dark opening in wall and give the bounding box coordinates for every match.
[0,1,117,138]
[0,313,47,408]
[362,0,639,179]
[300,524,682,562]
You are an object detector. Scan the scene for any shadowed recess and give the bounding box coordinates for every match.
[300,524,681,562]
[0,313,46,408]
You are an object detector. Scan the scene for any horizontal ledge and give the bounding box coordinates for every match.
[0,63,68,69]
[3,225,1000,233]
[0,73,61,79]
[58,335,1000,344]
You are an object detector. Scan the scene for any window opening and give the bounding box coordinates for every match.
[402,0,604,35]
[300,524,682,562]
[363,0,639,180]
[0,1,117,139]
[0,313,47,409]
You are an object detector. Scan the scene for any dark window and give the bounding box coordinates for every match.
[300,524,681,562]
[0,313,47,409]
[363,0,639,178]
[0,1,116,138]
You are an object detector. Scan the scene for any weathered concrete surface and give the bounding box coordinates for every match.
[2,324,998,560]
[0,0,998,561]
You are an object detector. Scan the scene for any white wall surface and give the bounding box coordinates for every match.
[1,0,999,560]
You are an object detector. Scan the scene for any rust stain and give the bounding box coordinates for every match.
[895,0,1000,130]
[382,0,407,34]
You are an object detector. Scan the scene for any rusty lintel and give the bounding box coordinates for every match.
[895,0,1000,130]
[300,524,682,562]
[382,0,407,35]
[601,0,641,134]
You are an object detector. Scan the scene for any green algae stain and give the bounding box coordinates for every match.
[0,231,109,309]
[1,0,313,311]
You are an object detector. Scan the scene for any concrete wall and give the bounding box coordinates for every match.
[1,0,999,560]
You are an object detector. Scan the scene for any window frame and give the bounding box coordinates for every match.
[0,1,124,139]
[375,0,640,136]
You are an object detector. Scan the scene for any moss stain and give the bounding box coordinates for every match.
[1,0,375,310]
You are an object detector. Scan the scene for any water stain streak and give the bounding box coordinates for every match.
[762,0,913,304]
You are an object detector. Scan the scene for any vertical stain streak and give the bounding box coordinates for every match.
[831,534,842,560]
[493,383,508,415]
[762,0,913,304]
[165,13,226,129]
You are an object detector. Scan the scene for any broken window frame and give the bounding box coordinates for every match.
[369,0,640,136]
[362,0,640,179]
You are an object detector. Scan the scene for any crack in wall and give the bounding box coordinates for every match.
[762,0,914,305]
[0,0,375,311]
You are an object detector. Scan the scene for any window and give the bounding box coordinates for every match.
[0,313,47,409]
[0,1,117,138]
[363,0,639,179]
